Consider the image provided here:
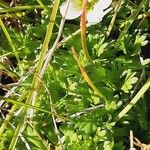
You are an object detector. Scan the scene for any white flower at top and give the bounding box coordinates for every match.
[60,0,112,25]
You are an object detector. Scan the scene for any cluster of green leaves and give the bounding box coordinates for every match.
[0,0,150,149]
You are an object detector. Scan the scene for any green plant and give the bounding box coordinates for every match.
[0,0,150,149]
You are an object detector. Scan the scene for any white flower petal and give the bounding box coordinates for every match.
[87,10,104,24]
[60,1,82,20]
[87,0,112,24]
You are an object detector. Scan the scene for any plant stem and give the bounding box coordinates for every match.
[40,0,70,78]
[117,77,150,120]
[0,92,27,137]
[8,0,60,149]
[71,47,107,102]
[115,0,147,54]
[80,0,93,63]
[0,18,23,74]
[0,5,50,14]
[106,0,122,37]
[36,0,49,12]
[27,0,60,118]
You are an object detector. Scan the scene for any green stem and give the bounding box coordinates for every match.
[4,98,52,115]
[36,0,49,12]
[106,0,122,37]
[0,5,50,14]
[27,0,60,111]
[8,0,60,149]
[115,0,147,54]
[0,18,23,74]
[0,92,27,137]
[0,1,9,8]
[26,120,51,150]
[117,77,150,120]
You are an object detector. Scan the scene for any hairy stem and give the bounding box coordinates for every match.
[80,0,93,63]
